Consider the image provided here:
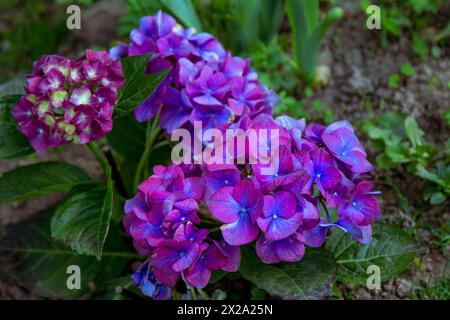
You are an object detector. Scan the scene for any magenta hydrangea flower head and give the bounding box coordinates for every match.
[119,13,381,297]
[124,164,238,296]
[109,10,277,133]
[12,50,124,152]
[124,112,381,298]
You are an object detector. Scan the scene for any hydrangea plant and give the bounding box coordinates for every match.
[0,11,418,301]
[12,50,124,152]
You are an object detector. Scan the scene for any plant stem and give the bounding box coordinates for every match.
[197,288,209,300]
[133,112,161,191]
[152,140,169,150]
[190,287,197,300]
[103,147,129,198]
[87,142,109,174]
[207,226,221,233]
[319,198,332,224]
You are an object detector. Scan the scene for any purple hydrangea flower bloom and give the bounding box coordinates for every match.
[256,234,305,264]
[257,191,303,241]
[304,149,341,196]
[12,50,124,152]
[202,166,241,201]
[213,240,241,272]
[133,261,172,300]
[208,179,263,245]
[152,239,199,274]
[253,146,302,193]
[186,66,229,106]
[322,121,373,173]
[159,88,192,133]
[121,12,382,291]
[183,242,227,288]
[338,181,381,226]
[174,222,208,243]
[124,193,166,247]
[110,11,276,133]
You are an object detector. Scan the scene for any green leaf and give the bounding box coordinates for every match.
[412,32,428,57]
[258,0,284,44]
[231,0,261,51]
[405,116,424,147]
[0,95,35,159]
[385,144,410,163]
[326,224,420,284]
[388,73,401,89]
[430,192,447,205]
[115,54,168,117]
[400,63,415,77]
[210,269,227,283]
[0,77,26,98]
[445,110,450,126]
[0,162,91,204]
[51,167,113,259]
[285,0,342,83]
[159,0,202,31]
[376,153,396,169]
[107,114,146,162]
[251,288,268,300]
[239,247,337,300]
[416,164,445,187]
[0,211,134,299]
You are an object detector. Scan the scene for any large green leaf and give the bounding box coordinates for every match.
[0,211,136,299]
[258,0,284,44]
[159,0,203,31]
[0,95,35,160]
[51,167,114,259]
[0,162,91,204]
[405,116,424,147]
[107,114,146,162]
[115,54,168,117]
[325,224,420,284]
[0,77,26,98]
[239,247,337,300]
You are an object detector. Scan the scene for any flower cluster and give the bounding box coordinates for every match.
[12,50,124,152]
[124,164,240,291]
[110,11,277,133]
[132,260,172,300]
[124,113,381,298]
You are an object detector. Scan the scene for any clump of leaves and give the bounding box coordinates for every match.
[0,0,67,82]
[360,0,449,56]
[118,0,203,37]
[285,0,343,84]
[251,39,297,93]
[411,275,450,300]
[363,112,449,205]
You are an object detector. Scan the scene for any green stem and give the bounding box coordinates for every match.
[152,140,169,150]
[87,142,109,174]
[133,113,162,191]
[197,288,209,300]
[190,287,197,300]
